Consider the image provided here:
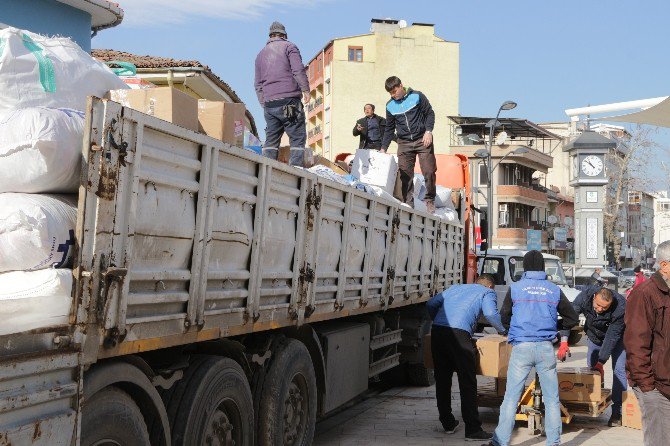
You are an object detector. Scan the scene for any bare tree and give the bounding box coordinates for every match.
[601,125,660,267]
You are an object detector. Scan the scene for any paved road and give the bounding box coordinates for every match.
[315,341,643,445]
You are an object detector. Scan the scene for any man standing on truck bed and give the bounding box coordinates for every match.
[486,250,579,446]
[426,274,506,442]
[254,21,310,167]
[380,76,437,214]
[569,285,626,427]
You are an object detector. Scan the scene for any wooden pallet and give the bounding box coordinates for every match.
[561,389,612,417]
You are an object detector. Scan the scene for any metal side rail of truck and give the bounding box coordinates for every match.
[0,97,470,446]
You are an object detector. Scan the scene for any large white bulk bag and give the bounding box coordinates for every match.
[0,193,77,272]
[351,149,398,194]
[0,268,72,335]
[435,185,455,210]
[0,107,84,193]
[0,27,128,112]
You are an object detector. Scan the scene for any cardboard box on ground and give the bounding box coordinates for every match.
[108,87,199,132]
[423,334,512,378]
[622,390,642,430]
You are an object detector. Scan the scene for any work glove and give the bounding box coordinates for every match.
[592,362,605,381]
[557,341,570,362]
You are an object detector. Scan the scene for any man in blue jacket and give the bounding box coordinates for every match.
[380,76,437,213]
[570,285,626,426]
[426,274,505,442]
[486,251,579,446]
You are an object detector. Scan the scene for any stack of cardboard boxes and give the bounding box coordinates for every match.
[108,87,247,147]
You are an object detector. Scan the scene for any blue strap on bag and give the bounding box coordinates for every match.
[104,61,137,77]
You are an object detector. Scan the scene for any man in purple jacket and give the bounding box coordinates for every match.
[254,21,310,166]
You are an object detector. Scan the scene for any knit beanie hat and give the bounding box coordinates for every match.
[269,21,287,36]
[523,250,545,272]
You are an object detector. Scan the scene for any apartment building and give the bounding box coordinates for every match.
[627,190,656,267]
[654,191,670,252]
[305,18,459,158]
[448,117,558,250]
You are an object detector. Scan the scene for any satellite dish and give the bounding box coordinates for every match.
[547,215,558,225]
[495,131,508,146]
[564,217,573,225]
[398,19,408,28]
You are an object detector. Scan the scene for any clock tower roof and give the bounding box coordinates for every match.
[563,130,617,152]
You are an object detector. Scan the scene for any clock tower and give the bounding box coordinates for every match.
[563,130,616,269]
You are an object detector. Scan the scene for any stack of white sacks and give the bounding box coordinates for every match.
[0,28,127,335]
[308,149,459,223]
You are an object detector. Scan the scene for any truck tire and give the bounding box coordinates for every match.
[81,386,151,446]
[163,355,254,446]
[406,363,435,387]
[258,339,317,446]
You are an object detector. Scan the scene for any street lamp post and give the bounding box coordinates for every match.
[468,101,518,261]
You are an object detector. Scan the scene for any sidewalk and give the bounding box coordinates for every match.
[315,342,643,445]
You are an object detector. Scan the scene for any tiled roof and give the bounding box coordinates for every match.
[92,49,258,136]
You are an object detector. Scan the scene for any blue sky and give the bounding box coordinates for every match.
[93,0,670,186]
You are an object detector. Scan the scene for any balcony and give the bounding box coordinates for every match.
[308,125,322,139]
[497,185,548,208]
[308,97,324,116]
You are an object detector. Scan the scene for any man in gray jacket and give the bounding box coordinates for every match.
[254,21,310,166]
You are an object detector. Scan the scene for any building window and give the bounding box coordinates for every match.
[348,46,363,62]
[325,79,331,95]
[325,107,330,124]
[478,163,488,186]
[324,136,330,151]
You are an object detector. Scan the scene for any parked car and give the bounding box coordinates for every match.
[619,268,635,287]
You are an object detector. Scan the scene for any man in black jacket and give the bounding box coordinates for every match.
[380,76,437,213]
[353,104,387,150]
[570,285,626,426]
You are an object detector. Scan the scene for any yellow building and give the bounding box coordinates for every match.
[306,19,459,159]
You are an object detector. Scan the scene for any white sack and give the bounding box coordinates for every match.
[434,207,460,223]
[0,193,77,272]
[351,149,397,194]
[365,185,400,204]
[413,174,426,200]
[0,268,72,335]
[413,199,428,213]
[435,185,455,210]
[0,107,84,193]
[307,165,354,187]
[0,27,128,112]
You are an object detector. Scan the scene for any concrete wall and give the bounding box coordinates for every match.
[329,25,459,156]
[1,0,92,51]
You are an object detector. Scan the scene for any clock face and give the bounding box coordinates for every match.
[581,155,603,177]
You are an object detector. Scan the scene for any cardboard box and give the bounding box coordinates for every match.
[352,149,398,194]
[109,87,198,131]
[198,100,246,146]
[476,335,512,377]
[313,155,348,175]
[557,368,601,402]
[622,390,642,430]
[425,333,511,376]
[423,334,433,369]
